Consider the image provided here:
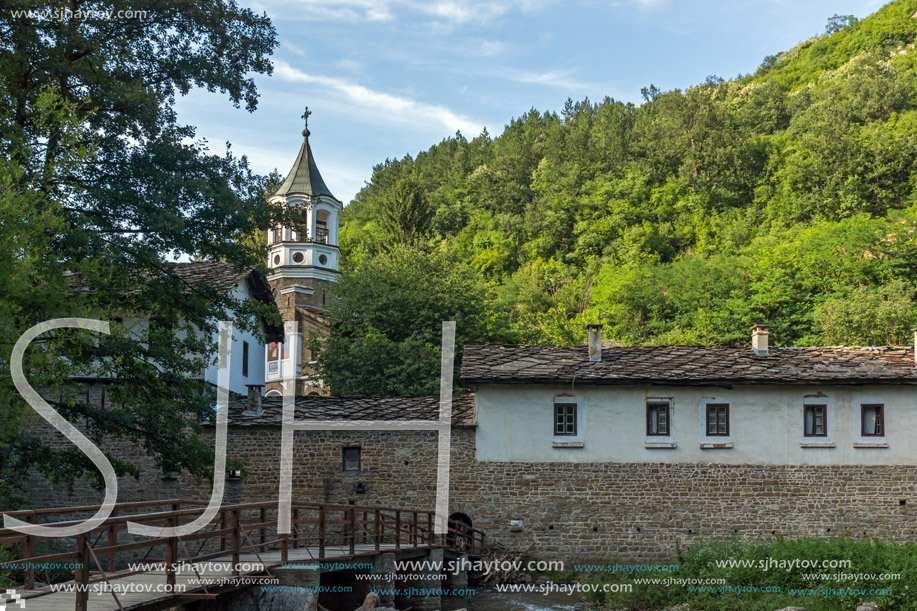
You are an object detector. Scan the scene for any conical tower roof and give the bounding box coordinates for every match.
[274,108,338,201]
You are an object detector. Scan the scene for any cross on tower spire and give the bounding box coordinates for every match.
[301,106,311,137]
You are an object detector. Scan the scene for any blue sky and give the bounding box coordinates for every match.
[174,0,886,205]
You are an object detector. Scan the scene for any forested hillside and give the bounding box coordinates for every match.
[321,0,917,393]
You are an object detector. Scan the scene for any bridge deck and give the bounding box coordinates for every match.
[1,500,485,611]
[14,544,430,611]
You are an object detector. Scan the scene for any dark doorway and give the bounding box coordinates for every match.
[447,512,472,550]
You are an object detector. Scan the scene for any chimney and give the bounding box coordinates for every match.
[751,325,769,355]
[246,384,263,414]
[586,324,603,361]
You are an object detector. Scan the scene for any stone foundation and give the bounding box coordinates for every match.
[21,421,917,561]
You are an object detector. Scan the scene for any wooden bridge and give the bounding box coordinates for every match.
[0,499,485,611]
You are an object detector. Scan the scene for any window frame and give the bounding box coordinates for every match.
[646,400,671,437]
[861,404,885,438]
[341,446,361,472]
[705,403,730,437]
[803,403,828,438]
[553,401,577,437]
[242,340,250,377]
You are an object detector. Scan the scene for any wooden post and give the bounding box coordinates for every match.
[165,515,177,590]
[395,511,401,551]
[374,509,381,552]
[259,506,267,549]
[220,510,227,552]
[75,533,89,611]
[106,507,119,573]
[23,512,35,589]
[293,507,300,549]
[349,508,356,555]
[318,506,326,559]
[412,511,418,546]
[231,510,241,577]
[281,533,289,563]
[427,512,433,546]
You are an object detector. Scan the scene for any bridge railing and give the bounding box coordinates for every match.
[0,498,484,610]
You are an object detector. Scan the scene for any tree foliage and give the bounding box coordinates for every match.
[336,0,917,371]
[0,2,279,502]
[311,246,497,396]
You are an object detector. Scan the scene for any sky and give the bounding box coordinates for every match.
[174,0,887,205]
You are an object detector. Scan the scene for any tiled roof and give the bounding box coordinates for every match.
[65,262,252,295]
[170,262,250,293]
[460,344,917,385]
[227,394,475,426]
[274,131,337,201]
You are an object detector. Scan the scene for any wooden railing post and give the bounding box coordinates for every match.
[374,509,381,552]
[349,508,356,555]
[395,511,401,551]
[220,510,227,552]
[427,512,433,546]
[293,507,300,549]
[75,533,89,611]
[106,507,119,573]
[165,517,177,590]
[23,512,35,589]
[231,510,241,577]
[259,505,267,549]
[318,506,326,559]
[412,511,418,546]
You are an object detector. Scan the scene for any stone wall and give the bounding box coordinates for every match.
[20,407,917,561]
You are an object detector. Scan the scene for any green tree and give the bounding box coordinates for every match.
[814,280,917,345]
[312,246,494,396]
[373,172,435,245]
[0,1,279,501]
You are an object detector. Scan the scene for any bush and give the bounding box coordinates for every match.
[580,537,917,610]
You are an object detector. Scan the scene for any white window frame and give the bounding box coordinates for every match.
[552,393,584,448]
[699,395,733,449]
[854,394,888,448]
[645,397,676,449]
[800,394,835,448]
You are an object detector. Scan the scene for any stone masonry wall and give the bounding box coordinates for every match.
[19,403,917,561]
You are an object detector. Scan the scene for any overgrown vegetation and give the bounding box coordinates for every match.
[0,2,281,502]
[319,0,917,395]
[579,537,917,610]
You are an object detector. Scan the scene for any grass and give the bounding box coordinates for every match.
[578,537,917,610]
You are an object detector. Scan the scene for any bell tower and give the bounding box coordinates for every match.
[264,109,341,395]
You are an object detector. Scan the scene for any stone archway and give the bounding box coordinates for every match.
[447,512,473,550]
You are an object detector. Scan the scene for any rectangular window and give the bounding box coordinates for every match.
[861,404,884,437]
[804,404,827,437]
[554,402,577,436]
[646,401,670,436]
[242,341,250,377]
[706,403,729,436]
[342,446,361,472]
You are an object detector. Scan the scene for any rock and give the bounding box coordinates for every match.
[856,604,879,611]
[773,607,808,611]
[535,575,550,585]
[356,592,380,611]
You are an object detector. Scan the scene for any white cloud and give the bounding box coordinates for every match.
[253,0,550,24]
[252,0,393,22]
[508,68,595,92]
[273,60,482,135]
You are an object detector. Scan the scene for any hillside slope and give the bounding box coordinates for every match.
[339,0,917,349]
